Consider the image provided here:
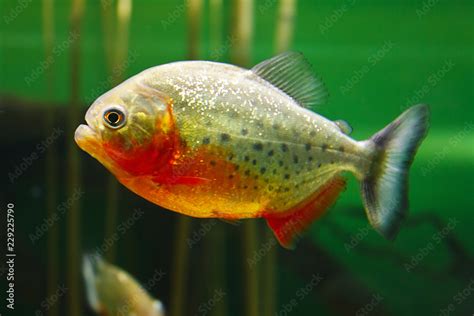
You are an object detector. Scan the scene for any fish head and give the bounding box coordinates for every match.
[75,79,177,178]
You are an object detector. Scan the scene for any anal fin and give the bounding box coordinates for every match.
[264,176,346,249]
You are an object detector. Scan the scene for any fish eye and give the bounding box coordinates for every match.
[103,107,126,129]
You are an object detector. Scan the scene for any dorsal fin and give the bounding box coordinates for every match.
[251,51,329,108]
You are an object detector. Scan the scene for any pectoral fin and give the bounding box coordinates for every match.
[152,174,211,186]
[264,176,346,249]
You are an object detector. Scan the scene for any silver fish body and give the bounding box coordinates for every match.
[76,52,429,246]
[123,60,370,211]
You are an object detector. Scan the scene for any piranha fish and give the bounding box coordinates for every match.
[82,255,165,316]
[75,52,429,248]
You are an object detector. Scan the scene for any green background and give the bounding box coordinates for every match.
[1,0,473,315]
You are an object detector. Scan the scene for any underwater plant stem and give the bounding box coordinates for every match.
[275,0,296,54]
[208,223,228,316]
[45,110,59,316]
[209,0,223,57]
[262,228,277,316]
[230,1,259,315]
[42,1,58,315]
[66,70,82,316]
[169,2,202,316]
[231,0,253,67]
[243,220,260,316]
[100,0,115,73]
[261,2,297,315]
[100,0,118,263]
[42,0,54,79]
[66,0,85,315]
[104,176,119,261]
[115,0,132,77]
[187,0,203,60]
[102,0,133,264]
[169,216,192,316]
[207,3,228,315]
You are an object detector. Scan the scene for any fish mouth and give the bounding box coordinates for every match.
[74,124,100,152]
[74,123,128,179]
[75,104,101,151]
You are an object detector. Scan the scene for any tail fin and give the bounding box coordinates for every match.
[362,104,429,239]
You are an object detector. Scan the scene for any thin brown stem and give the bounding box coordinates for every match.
[230,1,258,315]
[231,0,253,67]
[262,2,297,314]
[102,0,133,263]
[42,1,59,315]
[66,0,85,315]
[169,216,192,316]
[187,0,203,60]
[209,0,223,57]
[169,1,202,316]
[274,0,296,53]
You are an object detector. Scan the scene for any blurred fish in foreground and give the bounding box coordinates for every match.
[83,255,165,316]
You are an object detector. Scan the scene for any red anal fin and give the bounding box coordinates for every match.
[264,176,346,249]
